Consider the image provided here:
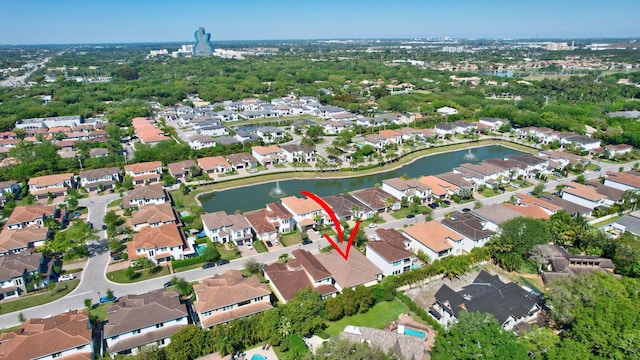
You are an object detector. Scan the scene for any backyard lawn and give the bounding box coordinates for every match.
[214,243,242,260]
[325,300,411,337]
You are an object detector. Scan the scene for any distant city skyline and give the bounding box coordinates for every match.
[1,0,639,45]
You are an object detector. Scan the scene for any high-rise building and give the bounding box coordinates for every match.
[193,27,215,57]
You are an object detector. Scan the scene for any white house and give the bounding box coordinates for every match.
[127,223,189,265]
[403,221,464,261]
[123,184,167,209]
[366,229,413,276]
[201,211,253,246]
[560,181,608,209]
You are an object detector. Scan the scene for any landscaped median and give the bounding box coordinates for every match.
[0,280,80,316]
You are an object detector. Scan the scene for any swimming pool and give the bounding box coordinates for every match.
[250,354,266,360]
[402,327,426,338]
[197,244,207,254]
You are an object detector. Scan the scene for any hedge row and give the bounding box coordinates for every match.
[396,292,444,332]
[172,255,205,269]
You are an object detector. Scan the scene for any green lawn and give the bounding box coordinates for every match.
[325,300,411,337]
[480,187,501,197]
[106,266,170,283]
[107,198,122,208]
[90,303,108,321]
[0,280,80,315]
[390,207,427,219]
[591,215,621,228]
[253,240,268,253]
[280,232,302,246]
[214,243,241,260]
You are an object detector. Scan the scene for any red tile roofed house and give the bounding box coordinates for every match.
[103,289,189,357]
[78,167,120,192]
[226,152,258,170]
[201,211,253,246]
[132,117,170,145]
[604,144,633,159]
[27,173,75,200]
[560,181,608,209]
[127,223,190,266]
[418,175,459,199]
[280,195,325,230]
[403,221,464,262]
[124,161,163,185]
[502,203,551,220]
[0,227,49,256]
[122,184,167,209]
[315,243,382,290]
[516,193,563,215]
[351,187,401,213]
[366,228,413,276]
[378,129,402,144]
[4,204,57,230]
[128,203,178,231]
[197,156,232,177]
[0,310,93,359]
[193,270,272,328]
[453,162,510,187]
[244,210,278,242]
[251,145,286,166]
[381,177,432,203]
[604,171,640,192]
[166,159,198,181]
[263,258,339,304]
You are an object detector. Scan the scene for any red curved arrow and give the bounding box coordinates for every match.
[300,191,361,261]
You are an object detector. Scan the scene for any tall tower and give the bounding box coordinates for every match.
[193,27,215,57]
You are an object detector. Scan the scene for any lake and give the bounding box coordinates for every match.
[199,145,526,214]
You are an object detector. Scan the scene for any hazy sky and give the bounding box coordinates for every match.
[1,0,638,45]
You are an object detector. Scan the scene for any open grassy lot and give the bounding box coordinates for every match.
[325,300,411,337]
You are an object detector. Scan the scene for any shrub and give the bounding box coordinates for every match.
[172,256,205,269]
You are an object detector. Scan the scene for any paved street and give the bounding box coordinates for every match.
[0,151,634,329]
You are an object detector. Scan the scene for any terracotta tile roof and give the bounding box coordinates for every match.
[5,205,56,227]
[418,175,458,196]
[166,159,197,177]
[265,202,293,220]
[107,324,184,355]
[403,221,462,252]
[104,289,187,338]
[281,196,323,215]
[605,171,640,189]
[0,227,49,253]
[252,145,283,155]
[128,223,185,258]
[201,302,273,328]
[291,249,332,281]
[315,244,382,288]
[516,193,563,212]
[368,229,412,262]
[197,156,231,171]
[193,270,272,321]
[201,211,251,232]
[502,203,550,220]
[226,152,258,166]
[79,167,119,181]
[351,187,398,210]
[27,173,74,188]
[263,262,338,302]
[128,203,177,228]
[244,210,278,235]
[436,172,473,189]
[561,181,608,201]
[0,310,92,359]
[124,161,162,175]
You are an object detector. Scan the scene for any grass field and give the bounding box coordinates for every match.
[215,243,242,260]
[0,280,80,315]
[325,300,411,337]
[106,266,170,283]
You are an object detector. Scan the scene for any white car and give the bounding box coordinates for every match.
[246,243,254,250]
[368,223,377,228]
[58,274,76,282]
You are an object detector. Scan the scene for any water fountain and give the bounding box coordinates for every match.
[462,148,477,161]
[269,180,285,197]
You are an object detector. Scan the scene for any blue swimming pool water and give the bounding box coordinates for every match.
[197,244,207,254]
[403,327,426,338]
[251,354,266,360]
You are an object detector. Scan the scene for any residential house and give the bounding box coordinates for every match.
[0,227,49,256]
[123,184,167,209]
[471,204,523,232]
[603,171,640,192]
[609,210,640,236]
[198,125,229,137]
[89,148,109,158]
[436,106,458,116]
[403,221,464,261]
[453,162,510,187]
[197,156,233,177]
[363,134,387,149]
[124,161,163,185]
[280,144,316,163]
[536,194,592,217]
[188,135,217,150]
[570,135,601,152]
[429,270,541,330]
[0,181,20,207]
[479,117,508,131]
[201,211,253,246]
[78,167,120,192]
[0,251,50,299]
[315,244,383,290]
[366,228,413,276]
[28,173,75,199]
[255,126,285,144]
[321,194,375,221]
[560,181,608,209]
[102,289,189,357]
[226,152,258,170]
[351,187,401,213]
[434,123,456,137]
[382,178,432,203]
[604,144,633,159]
[515,193,564,216]
[127,223,189,265]
[252,145,286,166]
[537,244,615,284]
[436,172,474,190]
[450,120,477,134]
[281,195,325,230]
[166,160,198,181]
[340,326,425,360]
[193,270,272,328]
[128,203,178,231]
[418,175,458,199]
[245,202,294,241]
[0,310,93,359]
[4,204,57,230]
[440,211,494,252]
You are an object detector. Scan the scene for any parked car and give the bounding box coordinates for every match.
[163,280,173,288]
[111,253,122,261]
[87,222,93,229]
[274,239,280,245]
[406,214,415,219]
[462,208,471,213]
[428,203,439,209]
[442,200,451,205]
[58,274,76,282]
[302,239,313,245]
[99,295,116,304]
[101,224,107,230]
[368,223,377,228]
[246,243,254,250]
[202,262,215,269]
[266,240,273,247]
[216,259,230,266]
